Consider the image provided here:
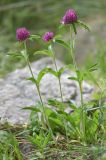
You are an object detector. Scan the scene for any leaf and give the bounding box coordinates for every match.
[22,106,41,113]
[76,70,83,82]
[48,99,65,110]
[48,44,53,52]
[58,67,65,77]
[77,20,90,31]
[89,68,98,72]
[68,76,78,81]
[0,131,23,160]
[72,23,77,34]
[37,68,58,85]
[58,24,65,30]
[86,105,106,112]
[54,34,62,39]
[49,116,63,128]
[7,52,22,58]
[27,136,41,147]
[57,110,68,117]
[54,39,70,49]
[65,64,74,70]
[43,132,51,148]
[88,72,100,89]
[45,107,56,117]
[88,63,98,72]
[20,50,28,60]
[29,34,41,41]
[27,77,37,84]
[46,68,58,77]
[0,131,9,143]
[34,50,53,57]
[67,101,78,110]
[37,68,49,85]
[58,24,68,34]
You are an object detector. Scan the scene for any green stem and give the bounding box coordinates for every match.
[24,41,54,139]
[53,56,64,103]
[51,45,69,141]
[24,41,44,106]
[70,26,77,70]
[79,82,85,140]
[69,27,85,141]
[79,82,83,110]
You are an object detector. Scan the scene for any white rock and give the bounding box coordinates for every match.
[0,58,94,124]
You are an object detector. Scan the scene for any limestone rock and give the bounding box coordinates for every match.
[0,58,94,124]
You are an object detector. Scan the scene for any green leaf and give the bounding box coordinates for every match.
[27,136,41,147]
[46,68,58,77]
[76,70,83,82]
[77,20,90,31]
[68,76,78,81]
[29,34,41,41]
[20,50,28,60]
[49,116,63,128]
[37,67,58,85]
[58,67,65,77]
[87,72,100,89]
[58,24,65,30]
[7,52,22,58]
[67,101,78,110]
[34,50,53,57]
[54,39,70,49]
[37,68,49,85]
[58,24,68,34]
[22,106,41,112]
[0,131,9,143]
[43,132,51,148]
[69,39,75,51]
[65,64,74,70]
[48,45,53,51]
[45,107,56,117]
[0,131,23,160]
[27,77,37,84]
[48,99,65,110]
[72,23,77,34]
[54,34,62,39]
[86,105,106,112]
[88,63,98,72]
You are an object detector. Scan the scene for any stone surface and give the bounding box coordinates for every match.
[57,19,106,64]
[0,58,94,124]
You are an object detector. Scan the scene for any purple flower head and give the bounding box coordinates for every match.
[42,32,54,42]
[16,27,30,41]
[61,9,77,25]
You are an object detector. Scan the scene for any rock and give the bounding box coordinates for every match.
[76,19,106,63]
[57,19,106,64]
[0,58,94,125]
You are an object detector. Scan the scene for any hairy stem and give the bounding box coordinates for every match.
[51,45,69,141]
[79,82,85,141]
[53,55,64,103]
[24,41,44,106]
[24,41,54,138]
[70,26,77,70]
[69,27,85,141]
